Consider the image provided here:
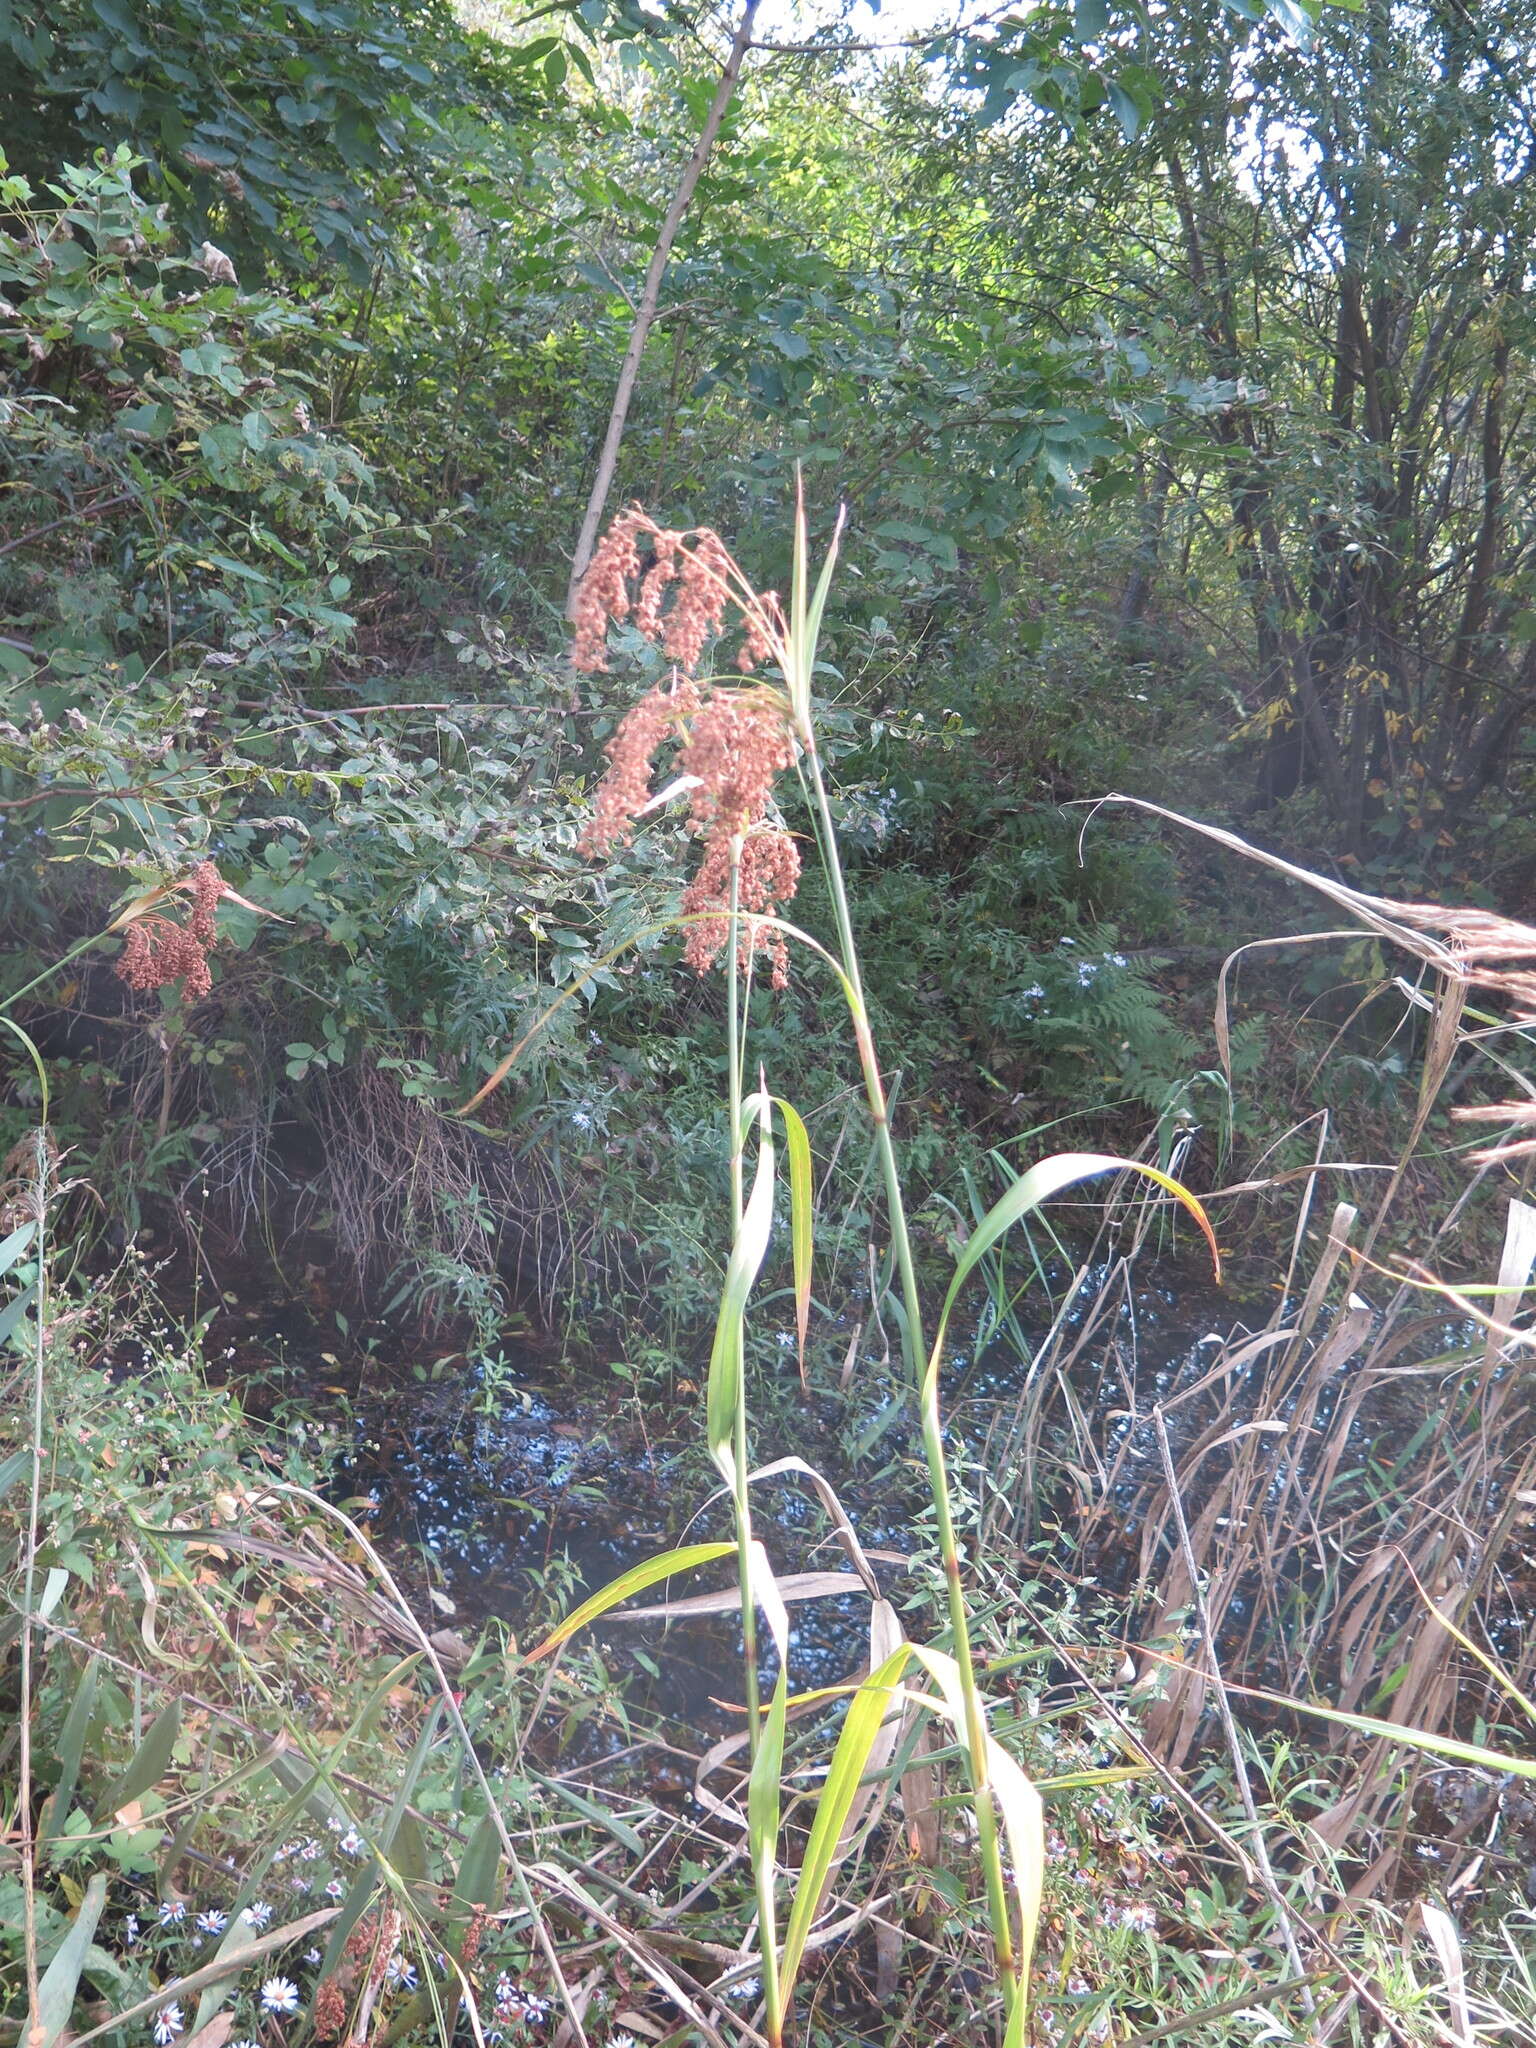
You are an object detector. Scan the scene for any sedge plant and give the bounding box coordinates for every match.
[482,490,1218,2046]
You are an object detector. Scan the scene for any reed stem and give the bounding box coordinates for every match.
[798,725,1020,2022]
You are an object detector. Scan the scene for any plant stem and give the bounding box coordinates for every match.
[724,839,784,2045]
[800,730,1020,2023]
[19,1133,48,2045]
[0,928,109,1015]
[726,840,762,1752]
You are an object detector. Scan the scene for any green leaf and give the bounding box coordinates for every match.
[447,1812,501,1935]
[1234,1682,1536,1779]
[0,1276,40,1349]
[772,1097,813,1377]
[95,1698,181,1821]
[524,1542,737,1661]
[34,1870,108,2048]
[778,1646,911,2007]
[1074,0,1108,38]
[0,1220,35,1276]
[911,1645,1044,2047]
[532,1773,643,1854]
[929,1153,1219,1400]
[1106,81,1143,140]
[43,1655,99,1855]
[769,326,811,361]
[706,1095,777,1482]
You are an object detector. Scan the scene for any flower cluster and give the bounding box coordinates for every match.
[572,514,802,986]
[491,1970,551,2028]
[116,862,225,1001]
[572,510,781,678]
[681,825,800,990]
[578,678,799,988]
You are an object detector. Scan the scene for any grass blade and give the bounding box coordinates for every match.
[943,1153,1219,1317]
[41,1653,98,1855]
[911,1646,1044,2048]
[0,1220,36,1275]
[746,1541,791,1970]
[1227,1679,1536,1777]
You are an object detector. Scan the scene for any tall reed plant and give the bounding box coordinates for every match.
[473,490,1218,2044]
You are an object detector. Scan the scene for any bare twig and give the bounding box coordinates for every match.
[564,0,760,616]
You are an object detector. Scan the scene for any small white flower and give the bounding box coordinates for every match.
[325,1815,345,1833]
[158,1899,187,1926]
[611,2035,637,2048]
[338,1829,364,1858]
[242,1901,273,1930]
[304,1948,323,1966]
[124,1915,140,1944]
[152,2007,183,2045]
[385,1956,418,1991]
[726,1977,760,2002]
[232,2039,262,2048]
[260,1977,301,2015]
[521,1996,550,2024]
[1122,1902,1156,1933]
[195,1910,228,1935]
[299,1839,321,1862]
[324,1879,344,1900]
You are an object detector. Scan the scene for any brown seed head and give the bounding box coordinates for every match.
[570,509,782,679]
[578,678,701,857]
[682,828,801,989]
[680,689,795,842]
[115,861,225,1001]
[574,510,802,985]
[312,1980,349,2043]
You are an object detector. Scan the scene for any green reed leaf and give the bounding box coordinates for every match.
[706,1092,775,1483]
[778,1645,912,2010]
[34,1870,108,2048]
[771,1095,814,1377]
[94,1697,181,1822]
[524,1542,737,1661]
[927,1152,1220,1401]
[0,1220,36,1276]
[1229,1681,1536,1778]
[911,1644,1044,2048]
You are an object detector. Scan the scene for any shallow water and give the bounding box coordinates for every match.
[335,1257,1261,1727]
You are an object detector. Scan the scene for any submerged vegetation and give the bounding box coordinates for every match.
[4,0,1536,2041]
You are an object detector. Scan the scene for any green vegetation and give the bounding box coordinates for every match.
[4,0,1536,2043]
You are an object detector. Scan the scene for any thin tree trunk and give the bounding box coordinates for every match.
[564,0,759,618]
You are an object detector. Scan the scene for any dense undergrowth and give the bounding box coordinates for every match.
[6,0,1536,2040]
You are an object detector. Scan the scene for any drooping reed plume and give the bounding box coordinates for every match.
[115,861,226,1001]
[572,510,799,986]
